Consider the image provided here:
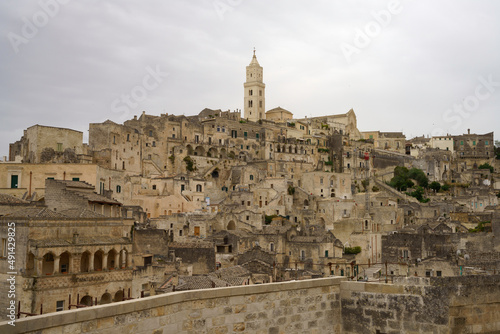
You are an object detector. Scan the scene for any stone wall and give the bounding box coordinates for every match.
[2,275,500,334]
[1,277,344,334]
[340,276,500,334]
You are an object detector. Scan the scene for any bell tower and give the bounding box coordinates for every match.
[244,49,265,122]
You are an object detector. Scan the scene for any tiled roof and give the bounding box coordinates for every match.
[0,193,29,204]
[59,208,106,218]
[175,276,228,291]
[70,191,121,205]
[169,241,213,249]
[4,207,65,218]
[31,236,130,247]
[60,180,95,189]
[209,265,250,279]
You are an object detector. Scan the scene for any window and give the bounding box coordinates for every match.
[247,201,250,206]
[1,238,6,257]
[56,301,64,312]
[196,184,202,192]
[116,185,121,193]
[127,134,130,141]
[10,175,18,189]
[244,132,248,138]
[246,216,249,221]
[113,135,116,144]
[460,141,464,145]
[485,140,489,145]
[57,143,63,152]
[259,90,262,96]
[473,141,476,146]
[249,89,253,96]
[259,101,262,108]
[270,243,275,252]
[325,250,329,257]
[152,185,157,190]
[256,133,259,139]
[72,177,79,181]
[149,130,153,137]
[425,271,431,277]
[248,100,253,107]
[179,230,183,236]
[436,271,442,277]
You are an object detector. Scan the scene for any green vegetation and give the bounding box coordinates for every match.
[441,184,450,191]
[239,120,246,123]
[478,163,494,173]
[429,181,441,192]
[183,156,195,171]
[265,215,278,224]
[469,221,491,233]
[318,148,329,153]
[389,166,429,191]
[287,122,295,127]
[371,186,380,192]
[287,185,295,195]
[361,179,369,192]
[344,246,361,254]
[406,186,430,203]
[168,155,175,165]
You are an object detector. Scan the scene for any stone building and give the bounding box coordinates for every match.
[9,125,88,163]
[0,190,134,317]
[243,51,266,122]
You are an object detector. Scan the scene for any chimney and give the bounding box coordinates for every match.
[468,129,470,135]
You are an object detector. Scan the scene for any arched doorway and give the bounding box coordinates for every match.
[42,252,55,275]
[227,221,236,230]
[94,250,104,271]
[26,252,35,276]
[113,290,124,302]
[59,251,70,274]
[80,251,90,272]
[100,293,112,305]
[80,295,93,306]
[107,249,117,269]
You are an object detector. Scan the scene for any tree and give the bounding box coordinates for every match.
[429,181,441,192]
[478,163,494,173]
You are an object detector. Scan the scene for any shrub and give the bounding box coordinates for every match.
[265,215,278,224]
[478,163,494,173]
[344,246,361,254]
[429,181,441,192]
[183,156,195,171]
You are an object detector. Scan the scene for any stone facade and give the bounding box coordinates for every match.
[2,275,500,334]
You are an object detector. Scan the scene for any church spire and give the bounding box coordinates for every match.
[249,48,260,66]
[244,49,265,122]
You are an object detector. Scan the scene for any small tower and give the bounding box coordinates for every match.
[244,49,266,122]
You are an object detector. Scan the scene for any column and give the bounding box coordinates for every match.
[35,257,42,276]
[53,255,60,274]
[103,253,108,270]
[115,251,120,270]
[120,250,126,268]
[89,252,95,271]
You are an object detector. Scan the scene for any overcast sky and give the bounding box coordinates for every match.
[1,0,499,159]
